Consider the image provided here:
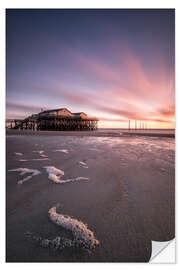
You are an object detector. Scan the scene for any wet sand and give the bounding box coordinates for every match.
[6,128,175,138]
[6,132,175,262]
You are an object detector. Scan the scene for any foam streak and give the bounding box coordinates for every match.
[26,206,99,252]
[53,149,69,154]
[44,166,89,184]
[8,168,41,184]
[48,206,99,249]
[15,152,23,156]
[79,161,88,168]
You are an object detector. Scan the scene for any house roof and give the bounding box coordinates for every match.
[73,112,87,115]
[37,108,98,120]
[39,108,73,114]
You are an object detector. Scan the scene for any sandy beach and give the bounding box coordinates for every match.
[6,128,175,138]
[6,130,175,262]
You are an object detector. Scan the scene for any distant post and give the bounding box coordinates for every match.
[128,120,130,131]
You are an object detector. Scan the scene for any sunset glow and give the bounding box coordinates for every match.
[6,9,175,129]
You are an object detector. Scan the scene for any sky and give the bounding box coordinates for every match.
[6,9,175,129]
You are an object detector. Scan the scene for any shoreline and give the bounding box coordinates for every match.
[6,129,175,138]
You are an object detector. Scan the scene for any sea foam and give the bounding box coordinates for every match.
[31,158,49,161]
[79,161,88,168]
[14,152,23,156]
[33,150,44,154]
[43,166,89,184]
[48,206,99,249]
[26,206,99,251]
[53,149,69,154]
[40,154,48,158]
[8,168,41,184]
[32,150,49,159]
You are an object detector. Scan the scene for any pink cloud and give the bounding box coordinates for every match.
[6,43,174,126]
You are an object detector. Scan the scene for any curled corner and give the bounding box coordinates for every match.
[150,239,175,263]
